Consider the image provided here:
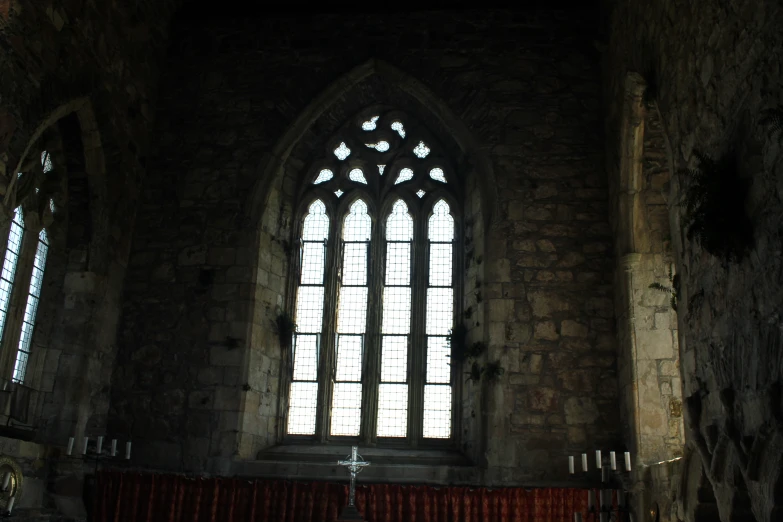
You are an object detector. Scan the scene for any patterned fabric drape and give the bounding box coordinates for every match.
[95,470,590,522]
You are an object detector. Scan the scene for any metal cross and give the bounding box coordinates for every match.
[337,446,369,507]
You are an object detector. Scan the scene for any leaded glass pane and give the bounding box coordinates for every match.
[426,288,453,336]
[302,200,329,241]
[429,200,454,241]
[377,384,408,438]
[426,337,451,384]
[382,287,411,335]
[385,243,410,286]
[341,243,367,286]
[429,244,453,287]
[336,288,368,334]
[423,385,451,438]
[331,382,362,436]
[288,382,318,435]
[292,334,319,381]
[380,336,407,382]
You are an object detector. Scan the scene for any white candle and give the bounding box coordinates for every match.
[82,437,89,455]
[610,451,616,470]
[6,495,14,514]
[125,441,132,460]
[67,437,75,456]
[587,490,595,510]
[1,472,9,491]
[581,453,588,472]
[595,450,602,468]
[624,451,632,471]
[96,436,104,455]
[111,439,117,457]
[568,455,575,474]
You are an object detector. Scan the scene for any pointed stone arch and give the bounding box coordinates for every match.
[246,58,496,230]
[236,60,492,459]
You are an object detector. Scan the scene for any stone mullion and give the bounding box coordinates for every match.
[361,215,383,444]
[450,215,463,446]
[409,212,428,446]
[316,215,341,442]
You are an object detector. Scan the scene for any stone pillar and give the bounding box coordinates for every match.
[617,253,683,467]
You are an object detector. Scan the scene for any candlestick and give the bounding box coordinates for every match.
[111,439,117,457]
[67,437,74,456]
[6,495,14,514]
[587,489,595,510]
[617,489,625,507]
[581,453,588,472]
[601,465,609,483]
[97,436,104,455]
[624,451,632,471]
[568,456,575,474]
[82,437,89,455]
[595,450,601,468]
[125,441,132,460]
[610,451,616,470]
[1,472,9,491]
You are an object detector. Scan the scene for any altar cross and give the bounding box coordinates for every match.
[337,446,369,507]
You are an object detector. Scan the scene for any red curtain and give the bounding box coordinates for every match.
[95,470,590,522]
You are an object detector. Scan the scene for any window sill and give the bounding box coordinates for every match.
[236,444,478,485]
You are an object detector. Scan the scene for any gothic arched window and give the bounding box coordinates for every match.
[285,110,460,444]
[0,150,56,385]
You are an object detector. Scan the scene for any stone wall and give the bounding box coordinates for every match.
[604,0,783,520]
[113,7,622,483]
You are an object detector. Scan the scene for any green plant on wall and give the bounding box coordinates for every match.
[648,265,679,311]
[449,322,501,384]
[760,106,783,144]
[275,307,297,350]
[680,151,753,263]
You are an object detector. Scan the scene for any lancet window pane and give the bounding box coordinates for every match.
[0,208,24,345]
[331,200,371,437]
[12,229,48,383]
[377,200,413,438]
[423,200,454,439]
[288,200,329,436]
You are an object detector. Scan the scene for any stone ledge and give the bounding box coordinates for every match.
[238,445,475,485]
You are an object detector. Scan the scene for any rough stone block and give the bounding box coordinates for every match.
[560,320,588,337]
[529,291,570,317]
[209,346,243,366]
[564,397,599,424]
[527,387,558,412]
[636,328,674,359]
[534,321,559,341]
[178,245,207,266]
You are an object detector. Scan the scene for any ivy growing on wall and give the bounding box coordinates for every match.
[680,151,753,263]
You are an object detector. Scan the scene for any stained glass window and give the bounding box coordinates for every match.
[285,112,458,443]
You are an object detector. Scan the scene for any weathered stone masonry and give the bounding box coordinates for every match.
[113,8,622,484]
